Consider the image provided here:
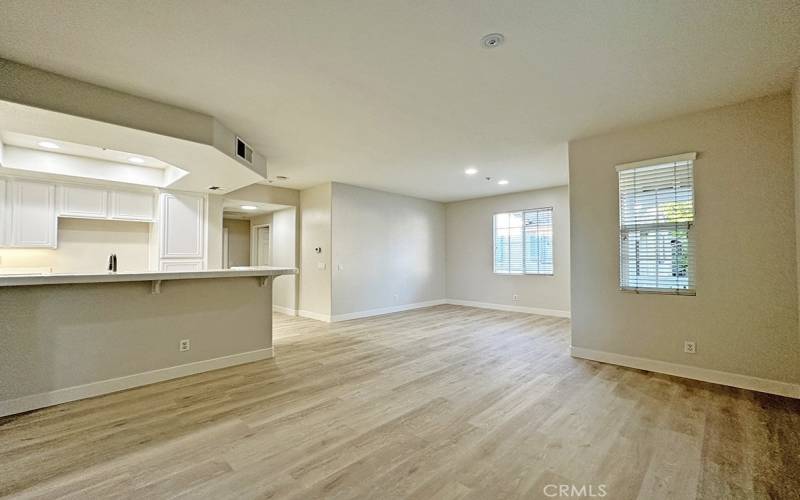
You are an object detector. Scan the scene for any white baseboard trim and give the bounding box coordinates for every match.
[273,305,297,316]
[446,299,571,318]
[0,347,274,417]
[331,299,448,322]
[570,346,800,399]
[297,310,332,322]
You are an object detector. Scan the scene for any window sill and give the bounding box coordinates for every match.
[493,272,554,276]
[619,287,695,296]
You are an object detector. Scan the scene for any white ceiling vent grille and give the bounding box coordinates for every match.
[235,137,253,164]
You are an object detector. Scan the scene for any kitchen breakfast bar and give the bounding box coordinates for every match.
[0,266,296,417]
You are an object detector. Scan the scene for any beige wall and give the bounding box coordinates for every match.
[299,183,332,317]
[0,277,273,403]
[793,69,800,330]
[446,186,570,315]
[269,208,298,311]
[569,93,799,384]
[222,218,251,267]
[0,218,149,273]
[331,182,446,317]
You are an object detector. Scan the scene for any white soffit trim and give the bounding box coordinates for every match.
[615,152,697,172]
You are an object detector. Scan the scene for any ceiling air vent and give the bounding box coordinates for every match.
[235,137,253,164]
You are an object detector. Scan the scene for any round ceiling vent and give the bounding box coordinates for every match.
[481,33,505,49]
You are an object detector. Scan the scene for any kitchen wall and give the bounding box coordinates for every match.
[569,93,799,387]
[206,194,224,270]
[331,182,446,319]
[222,218,250,267]
[0,218,149,273]
[299,183,332,319]
[445,186,570,316]
[265,208,297,313]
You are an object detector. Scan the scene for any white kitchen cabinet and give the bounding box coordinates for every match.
[160,259,204,272]
[159,192,205,259]
[11,180,57,248]
[59,184,108,219]
[111,190,155,222]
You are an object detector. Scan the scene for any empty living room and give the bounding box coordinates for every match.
[1,1,799,499]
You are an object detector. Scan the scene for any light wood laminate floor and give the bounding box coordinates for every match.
[1,305,798,499]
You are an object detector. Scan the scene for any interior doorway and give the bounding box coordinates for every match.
[252,224,271,266]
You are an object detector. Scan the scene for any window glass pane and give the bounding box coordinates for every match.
[495,209,552,275]
[509,227,523,273]
[523,208,553,274]
[618,159,694,293]
[494,226,510,272]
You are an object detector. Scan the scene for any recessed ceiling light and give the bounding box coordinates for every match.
[498,179,509,185]
[464,167,478,175]
[128,157,145,164]
[38,141,60,149]
[240,205,258,210]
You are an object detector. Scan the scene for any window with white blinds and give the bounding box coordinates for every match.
[493,207,553,275]
[617,152,696,294]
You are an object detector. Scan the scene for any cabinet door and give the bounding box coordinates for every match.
[59,185,108,219]
[160,192,204,259]
[0,179,7,246]
[12,180,57,248]
[160,259,203,272]
[111,190,155,222]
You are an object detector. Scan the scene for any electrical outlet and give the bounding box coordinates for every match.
[684,341,696,354]
[512,294,519,302]
[179,339,191,352]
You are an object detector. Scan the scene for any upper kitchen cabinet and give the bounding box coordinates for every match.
[11,180,57,248]
[111,190,155,222]
[59,184,108,219]
[160,192,205,259]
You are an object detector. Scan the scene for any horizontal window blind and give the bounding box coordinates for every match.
[617,153,695,294]
[494,207,553,275]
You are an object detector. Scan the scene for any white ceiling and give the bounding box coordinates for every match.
[0,0,798,202]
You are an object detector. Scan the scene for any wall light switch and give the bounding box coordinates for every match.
[317,262,326,270]
[337,264,344,271]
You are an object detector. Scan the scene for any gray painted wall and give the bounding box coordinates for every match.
[569,93,799,384]
[0,277,273,401]
[331,182,446,316]
[223,218,251,267]
[445,186,570,314]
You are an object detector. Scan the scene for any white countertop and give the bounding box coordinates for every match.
[0,266,297,287]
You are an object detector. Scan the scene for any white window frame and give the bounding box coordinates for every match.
[616,152,696,295]
[492,207,554,276]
